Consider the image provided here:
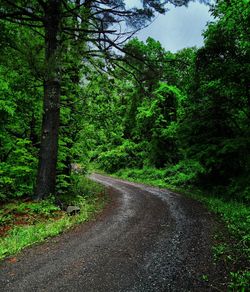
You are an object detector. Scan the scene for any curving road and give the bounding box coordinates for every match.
[0,174,227,291]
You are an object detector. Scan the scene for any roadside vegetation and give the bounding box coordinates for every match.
[0,176,107,260]
[0,0,249,290]
[83,1,250,289]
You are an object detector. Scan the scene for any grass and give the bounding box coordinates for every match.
[0,175,107,260]
[108,167,250,291]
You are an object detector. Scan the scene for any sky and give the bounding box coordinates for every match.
[125,1,213,52]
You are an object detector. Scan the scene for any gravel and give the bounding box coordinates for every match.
[0,174,228,291]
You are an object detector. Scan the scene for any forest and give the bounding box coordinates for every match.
[0,0,249,289]
[0,0,249,202]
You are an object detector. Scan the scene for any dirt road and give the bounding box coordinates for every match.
[0,174,227,291]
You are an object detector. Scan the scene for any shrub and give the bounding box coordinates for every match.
[0,139,37,201]
[164,159,205,186]
[97,141,144,173]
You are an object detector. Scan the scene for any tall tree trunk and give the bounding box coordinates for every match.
[35,0,61,199]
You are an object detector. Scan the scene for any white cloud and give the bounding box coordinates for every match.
[134,2,213,52]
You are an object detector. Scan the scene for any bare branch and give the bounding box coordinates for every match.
[63,26,116,34]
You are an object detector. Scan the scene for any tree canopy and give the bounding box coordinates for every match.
[0,0,249,203]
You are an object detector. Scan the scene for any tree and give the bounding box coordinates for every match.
[178,0,250,197]
[0,0,207,199]
[0,21,43,201]
[82,37,187,170]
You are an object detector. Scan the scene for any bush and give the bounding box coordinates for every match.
[228,176,250,203]
[97,141,144,173]
[0,175,107,260]
[164,159,205,186]
[0,139,37,201]
[115,167,166,187]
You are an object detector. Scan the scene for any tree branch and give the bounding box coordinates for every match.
[2,0,43,21]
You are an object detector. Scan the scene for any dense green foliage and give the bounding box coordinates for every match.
[0,0,249,202]
[3,0,192,199]
[84,1,250,203]
[0,0,249,287]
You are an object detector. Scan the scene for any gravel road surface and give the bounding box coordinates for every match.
[0,174,227,291]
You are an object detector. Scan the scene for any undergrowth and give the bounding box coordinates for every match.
[0,175,106,260]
